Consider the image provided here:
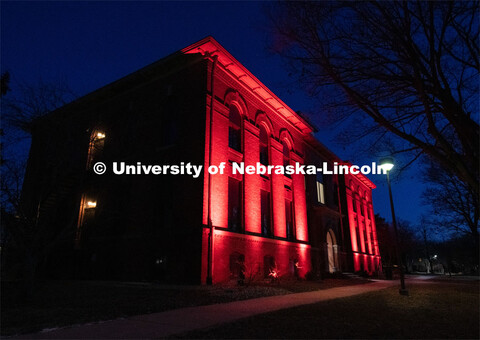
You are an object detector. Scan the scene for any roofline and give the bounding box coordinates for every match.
[36,43,204,123]
[303,135,376,190]
[340,161,377,190]
[181,36,315,134]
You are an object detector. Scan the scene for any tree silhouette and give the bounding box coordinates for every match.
[268,1,479,197]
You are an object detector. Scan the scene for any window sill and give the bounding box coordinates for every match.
[228,148,243,162]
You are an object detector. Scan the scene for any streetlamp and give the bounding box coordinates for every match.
[379,157,409,296]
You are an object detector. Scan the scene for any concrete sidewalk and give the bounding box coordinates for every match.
[16,280,397,339]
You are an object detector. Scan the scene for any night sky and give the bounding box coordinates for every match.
[1,1,426,228]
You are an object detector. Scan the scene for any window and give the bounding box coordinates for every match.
[261,190,272,237]
[228,177,242,231]
[78,197,97,226]
[364,228,368,250]
[75,196,97,247]
[285,199,294,240]
[86,201,97,208]
[259,125,269,166]
[228,105,242,152]
[83,203,96,224]
[282,141,291,178]
[360,201,365,216]
[316,173,325,204]
[356,225,361,250]
[87,130,105,168]
[352,198,357,213]
[282,141,290,168]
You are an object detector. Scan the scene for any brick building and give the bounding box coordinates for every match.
[21,37,381,283]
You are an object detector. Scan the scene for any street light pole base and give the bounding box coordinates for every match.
[399,288,409,296]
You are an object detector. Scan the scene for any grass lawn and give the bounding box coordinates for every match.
[176,281,479,339]
[1,276,368,336]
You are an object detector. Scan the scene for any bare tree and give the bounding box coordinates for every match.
[1,75,77,294]
[422,163,479,250]
[267,1,479,196]
[2,77,75,133]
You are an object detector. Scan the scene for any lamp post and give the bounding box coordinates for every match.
[379,157,408,296]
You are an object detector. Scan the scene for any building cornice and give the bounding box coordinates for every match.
[181,36,315,135]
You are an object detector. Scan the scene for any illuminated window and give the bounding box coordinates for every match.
[87,130,105,168]
[261,190,272,237]
[285,199,295,240]
[86,201,97,208]
[75,196,97,247]
[259,125,269,166]
[228,177,242,231]
[228,105,242,152]
[316,173,325,204]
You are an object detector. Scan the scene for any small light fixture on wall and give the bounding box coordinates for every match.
[86,201,97,208]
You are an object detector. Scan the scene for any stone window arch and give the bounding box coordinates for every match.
[224,90,247,153]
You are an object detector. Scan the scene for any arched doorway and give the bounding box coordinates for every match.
[326,229,339,273]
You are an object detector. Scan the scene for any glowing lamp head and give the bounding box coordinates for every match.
[379,157,394,172]
[96,132,106,139]
[86,201,97,208]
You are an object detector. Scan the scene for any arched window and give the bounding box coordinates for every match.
[282,140,290,168]
[228,105,242,152]
[259,125,269,165]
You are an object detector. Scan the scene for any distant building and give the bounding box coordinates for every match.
[21,37,381,283]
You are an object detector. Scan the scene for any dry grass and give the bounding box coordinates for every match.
[1,276,368,336]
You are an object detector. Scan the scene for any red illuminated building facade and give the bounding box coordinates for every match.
[21,37,381,283]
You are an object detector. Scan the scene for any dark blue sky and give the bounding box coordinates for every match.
[1,1,425,227]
